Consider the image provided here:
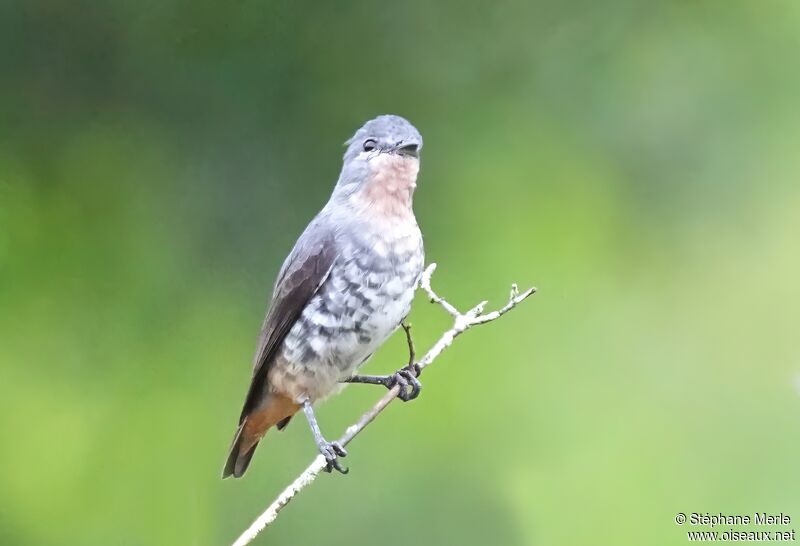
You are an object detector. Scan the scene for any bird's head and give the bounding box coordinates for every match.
[333,115,423,206]
[343,114,423,162]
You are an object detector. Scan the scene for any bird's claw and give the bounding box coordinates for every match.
[388,367,422,402]
[320,441,348,474]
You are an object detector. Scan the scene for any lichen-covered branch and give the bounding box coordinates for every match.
[230,263,536,546]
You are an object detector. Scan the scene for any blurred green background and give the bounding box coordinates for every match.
[2,1,800,544]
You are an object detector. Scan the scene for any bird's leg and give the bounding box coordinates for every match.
[340,321,422,402]
[301,398,348,474]
[343,370,421,401]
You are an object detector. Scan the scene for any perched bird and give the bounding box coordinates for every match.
[223,115,425,478]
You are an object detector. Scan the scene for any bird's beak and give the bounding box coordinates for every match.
[393,141,420,158]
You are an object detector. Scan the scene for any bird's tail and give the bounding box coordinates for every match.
[222,392,300,479]
[222,424,258,479]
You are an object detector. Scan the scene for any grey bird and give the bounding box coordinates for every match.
[223,114,425,478]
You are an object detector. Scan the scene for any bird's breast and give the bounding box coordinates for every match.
[273,221,424,402]
[351,154,419,221]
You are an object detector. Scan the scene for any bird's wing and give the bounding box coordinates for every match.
[238,222,337,423]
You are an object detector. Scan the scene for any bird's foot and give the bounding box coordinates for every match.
[319,440,348,474]
[341,363,422,401]
[381,366,422,402]
[388,364,422,402]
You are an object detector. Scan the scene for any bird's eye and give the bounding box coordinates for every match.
[363,139,377,152]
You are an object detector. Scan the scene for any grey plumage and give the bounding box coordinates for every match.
[223,115,425,478]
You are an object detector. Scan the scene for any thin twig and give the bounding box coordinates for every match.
[419,263,461,317]
[230,263,536,546]
[400,321,415,369]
